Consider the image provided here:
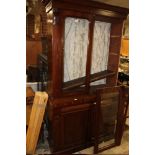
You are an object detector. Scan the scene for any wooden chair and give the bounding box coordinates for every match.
[26,92,48,154]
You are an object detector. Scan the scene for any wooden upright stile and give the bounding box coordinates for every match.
[26,92,48,154]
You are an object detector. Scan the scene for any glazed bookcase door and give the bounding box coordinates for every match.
[63,17,89,83]
[98,90,119,147]
[94,87,125,153]
[90,21,111,86]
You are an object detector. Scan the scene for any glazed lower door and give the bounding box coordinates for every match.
[94,86,124,153]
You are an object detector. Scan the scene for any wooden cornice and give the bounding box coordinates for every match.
[42,0,128,19]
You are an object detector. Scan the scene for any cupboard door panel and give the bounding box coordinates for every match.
[62,109,89,146]
[52,102,91,151]
[61,104,90,147]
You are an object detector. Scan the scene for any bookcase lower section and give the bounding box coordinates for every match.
[47,92,120,153]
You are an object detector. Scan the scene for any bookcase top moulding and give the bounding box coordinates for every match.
[42,0,129,19]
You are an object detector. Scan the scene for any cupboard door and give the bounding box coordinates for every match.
[94,87,125,153]
[52,101,92,152]
[60,104,90,149]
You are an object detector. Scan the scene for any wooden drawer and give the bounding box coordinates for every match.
[52,94,96,108]
[52,96,84,108]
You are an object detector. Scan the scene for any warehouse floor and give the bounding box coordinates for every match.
[35,119,129,154]
[77,128,129,154]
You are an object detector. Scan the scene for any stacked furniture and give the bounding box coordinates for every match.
[41,0,128,153]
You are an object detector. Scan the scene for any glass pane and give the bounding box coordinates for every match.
[64,17,89,82]
[90,79,106,86]
[91,21,111,84]
[98,91,119,147]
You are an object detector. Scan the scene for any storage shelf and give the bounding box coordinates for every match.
[63,70,115,90]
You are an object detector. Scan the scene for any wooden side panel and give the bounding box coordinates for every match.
[26,92,48,154]
[107,21,124,86]
[109,37,122,54]
[108,54,120,71]
[51,14,64,97]
[110,22,123,36]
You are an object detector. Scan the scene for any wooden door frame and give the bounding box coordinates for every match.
[93,86,125,153]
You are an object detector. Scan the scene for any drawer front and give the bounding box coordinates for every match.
[52,94,95,108]
[53,96,84,108]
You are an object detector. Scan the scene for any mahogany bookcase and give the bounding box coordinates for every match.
[42,0,128,153]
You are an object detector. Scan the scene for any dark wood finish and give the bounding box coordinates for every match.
[85,18,95,91]
[94,86,125,153]
[98,143,116,152]
[99,92,119,140]
[64,0,128,15]
[115,86,126,146]
[111,21,124,36]
[44,0,128,96]
[48,96,96,153]
[121,85,129,132]
[107,22,124,86]
[90,70,115,83]
[41,0,128,153]
[63,70,115,90]
[43,0,128,19]
[59,104,89,150]
[109,37,122,53]
[50,14,64,97]
[60,9,92,20]
[94,15,123,23]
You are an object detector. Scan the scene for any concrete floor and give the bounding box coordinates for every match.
[35,120,129,154]
[75,129,129,154]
